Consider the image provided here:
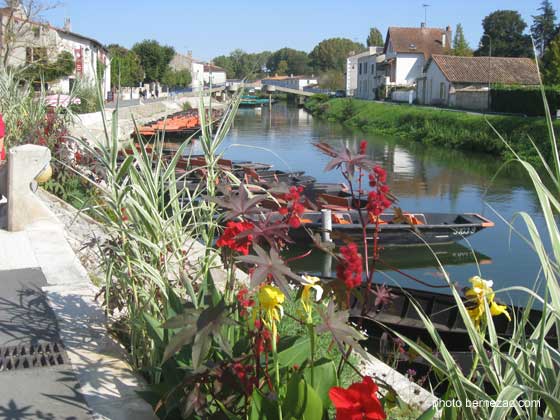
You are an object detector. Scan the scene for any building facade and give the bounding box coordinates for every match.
[346,50,375,96]
[355,47,384,100]
[0,8,111,98]
[203,64,226,86]
[417,55,540,111]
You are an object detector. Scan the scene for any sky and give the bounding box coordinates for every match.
[42,0,547,61]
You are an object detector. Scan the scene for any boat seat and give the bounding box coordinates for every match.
[332,212,351,224]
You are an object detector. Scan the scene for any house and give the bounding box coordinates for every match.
[203,64,226,86]
[0,8,111,98]
[346,50,375,96]
[262,75,318,90]
[417,55,539,110]
[170,51,204,90]
[356,47,384,100]
[378,25,451,99]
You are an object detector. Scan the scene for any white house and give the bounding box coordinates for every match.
[0,8,111,98]
[346,49,375,97]
[170,51,205,90]
[203,64,226,86]
[417,55,539,111]
[381,25,451,90]
[356,47,384,100]
[262,75,318,90]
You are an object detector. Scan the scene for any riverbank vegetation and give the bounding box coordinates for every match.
[305,96,560,166]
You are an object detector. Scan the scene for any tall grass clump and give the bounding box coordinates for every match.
[305,97,560,166]
[391,68,560,418]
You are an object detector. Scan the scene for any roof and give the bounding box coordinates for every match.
[430,55,540,85]
[204,64,225,72]
[384,27,451,59]
[0,7,107,52]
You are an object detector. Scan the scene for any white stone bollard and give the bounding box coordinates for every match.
[7,144,57,231]
[321,208,332,243]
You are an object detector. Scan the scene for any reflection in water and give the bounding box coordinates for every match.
[191,102,546,306]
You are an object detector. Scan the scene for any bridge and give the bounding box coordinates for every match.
[260,85,316,97]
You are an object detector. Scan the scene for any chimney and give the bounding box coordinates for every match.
[420,22,426,28]
[446,25,451,32]
[63,17,71,32]
[187,50,192,58]
[442,32,446,46]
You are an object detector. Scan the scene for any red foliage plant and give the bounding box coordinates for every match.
[216,221,255,255]
[329,376,386,420]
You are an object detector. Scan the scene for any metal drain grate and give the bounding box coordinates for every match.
[0,341,70,372]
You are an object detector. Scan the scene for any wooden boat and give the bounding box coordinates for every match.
[239,95,274,107]
[346,281,556,352]
[287,210,494,246]
[135,109,223,139]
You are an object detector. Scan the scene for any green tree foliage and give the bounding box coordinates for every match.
[452,23,473,56]
[542,32,560,84]
[366,27,384,47]
[318,70,345,90]
[266,48,310,75]
[107,44,144,87]
[475,10,532,57]
[212,49,270,79]
[131,40,174,82]
[23,50,75,82]
[161,69,192,87]
[309,38,365,72]
[531,0,558,57]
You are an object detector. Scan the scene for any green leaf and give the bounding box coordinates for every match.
[162,325,196,363]
[277,337,310,367]
[302,359,337,408]
[142,312,164,347]
[283,377,323,420]
[192,329,212,369]
[416,406,437,420]
[249,389,279,420]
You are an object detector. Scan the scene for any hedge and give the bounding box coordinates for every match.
[490,85,560,117]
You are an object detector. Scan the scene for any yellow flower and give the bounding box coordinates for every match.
[258,285,285,323]
[300,275,324,317]
[464,276,510,328]
[490,300,511,321]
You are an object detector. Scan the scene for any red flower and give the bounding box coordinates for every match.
[336,243,363,289]
[216,221,254,255]
[329,376,386,420]
[237,288,254,316]
[288,215,301,229]
[359,140,368,154]
[121,207,128,222]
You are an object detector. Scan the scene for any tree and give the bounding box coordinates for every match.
[161,69,191,87]
[131,40,175,83]
[1,0,60,68]
[212,49,271,79]
[475,10,532,57]
[452,24,473,56]
[542,32,560,84]
[366,27,384,47]
[266,48,310,75]
[531,0,557,57]
[309,38,365,72]
[318,70,345,90]
[107,44,144,87]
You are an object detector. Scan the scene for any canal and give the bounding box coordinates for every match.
[193,102,546,306]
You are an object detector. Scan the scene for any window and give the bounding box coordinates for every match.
[358,63,362,75]
[364,63,367,74]
[439,82,446,100]
[371,64,374,73]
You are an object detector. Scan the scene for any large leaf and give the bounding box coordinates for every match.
[142,312,164,347]
[249,389,279,420]
[302,359,338,408]
[283,377,323,420]
[277,337,310,367]
[162,325,196,363]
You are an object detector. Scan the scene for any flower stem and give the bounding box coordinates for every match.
[271,322,283,420]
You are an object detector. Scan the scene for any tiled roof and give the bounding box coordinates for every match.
[204,64,225,72]
[384,27,451,59]
[431,55,539,85]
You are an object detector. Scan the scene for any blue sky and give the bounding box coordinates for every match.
[43,1,546,61]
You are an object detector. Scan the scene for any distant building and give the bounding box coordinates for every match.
[0,7,111,98]
[203,64,226,86]
[417,55,540,111]
[262,75,318,90]
[379,25,451,98]
[170,51,204,90]
[355,47,384,100]
[346,50,375,97]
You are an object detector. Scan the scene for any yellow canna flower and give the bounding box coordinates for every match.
[300,275,324,317]
[490,300,511,321]
[465,276,510,328]
[258,285,285,324]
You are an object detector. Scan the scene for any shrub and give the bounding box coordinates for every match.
[490,85,560,116]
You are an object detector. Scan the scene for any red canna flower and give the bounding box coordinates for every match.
[336,243,363,289]
[329,376,386,420]
[359,140,368,155]
[237,288,254,316]
[216,221,255,255]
